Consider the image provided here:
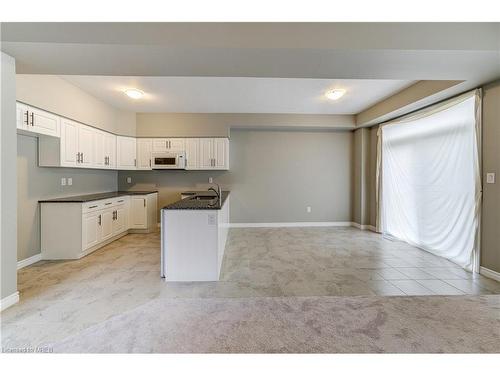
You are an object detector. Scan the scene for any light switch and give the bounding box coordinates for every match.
[306,206,312,213]
[486,173,496,184]
[61,177,66,186]
[67,178,73,186]
[127,177,132,184]
[208,177,213,183]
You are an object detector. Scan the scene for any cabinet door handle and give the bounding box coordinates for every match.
[134,159,137,166]
[89,205,98,209]
[149,159,151,167]
[76,152,80,163]
[165,140,168,149]
[143,198,146,207]
[30,112,34,126]
[105,202,112,205]
[81,153,84,163]
[24,111,29,125]
[98,215,102,225]
[117,200,124,203]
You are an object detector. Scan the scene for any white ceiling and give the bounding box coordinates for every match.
[61,76,415,114]
[2,23,499,82]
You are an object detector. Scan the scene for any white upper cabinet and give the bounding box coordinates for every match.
[30,107,61,138]
[103,132,116,168]
[28,100,230,171]
[17,102,60,137]
[16,102,29,131]
[199,138,214,169]
[60,119,79,167]
[185,138,200,170]
[213,138,229,169]
[137,138,152,170]
[199,138,229,170]
[93,130,106,168]
[116,136,137,170]
[78,124,94,167]
[152,138,185,152]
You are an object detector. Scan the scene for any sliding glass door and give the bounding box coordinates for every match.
[378,91,481,270]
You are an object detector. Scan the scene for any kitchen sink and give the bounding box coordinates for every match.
[190,195,218,201]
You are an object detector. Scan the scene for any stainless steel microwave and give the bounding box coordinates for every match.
[152,151,186,169]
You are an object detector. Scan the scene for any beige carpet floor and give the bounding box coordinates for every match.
[51,295,500,353]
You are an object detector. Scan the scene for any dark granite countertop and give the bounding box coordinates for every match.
[162,191,230,210]
[39,191,158,203]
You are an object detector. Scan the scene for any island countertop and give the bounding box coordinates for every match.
[39,191,158,203]
[162,191,230,210]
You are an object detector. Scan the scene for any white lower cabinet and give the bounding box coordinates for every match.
[113,205,127,234]
[100,209,114,242]
[129,194,157,230]
[41,193,157,260]
[82,212,102,250]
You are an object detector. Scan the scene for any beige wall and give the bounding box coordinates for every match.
[17,135,117,261]
[1,52,18,301]
[481,80,500,273]
[136,113,355,138]
[369,126,379,227]
[352,128,370,225]
[119,129,353,223]
[356,80,463,126]
[16,74,136,136]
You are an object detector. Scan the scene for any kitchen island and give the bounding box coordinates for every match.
[161,191,230,281]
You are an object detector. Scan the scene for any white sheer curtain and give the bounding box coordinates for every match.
[376,90,482,270]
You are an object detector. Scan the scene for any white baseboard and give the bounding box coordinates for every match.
[228,222,353,228]
[480,266,500,282]
[0,291,19,311]
[17,253,42,270]
[351,222,377,232]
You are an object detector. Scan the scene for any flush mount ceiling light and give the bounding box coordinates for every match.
[124,88,144,99]
[325,89,346,101]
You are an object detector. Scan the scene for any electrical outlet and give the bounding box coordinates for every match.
[208,177,213,184]
[306,206,312,213]
[127,177,132,184]
[208,213,216,225]
[67,178,73,186]
[61,177,66,186]
[486,173,496,184]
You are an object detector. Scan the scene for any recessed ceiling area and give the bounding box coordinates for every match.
[60,76,415,114]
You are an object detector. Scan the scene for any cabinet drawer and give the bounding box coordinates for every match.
[82,201,104,213]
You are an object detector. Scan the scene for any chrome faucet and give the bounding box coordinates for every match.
[208,182,221,201]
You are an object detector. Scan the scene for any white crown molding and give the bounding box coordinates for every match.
[17,253,42,270]
[0,291,19,311]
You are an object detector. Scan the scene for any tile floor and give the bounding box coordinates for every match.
[2,227,500,349]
